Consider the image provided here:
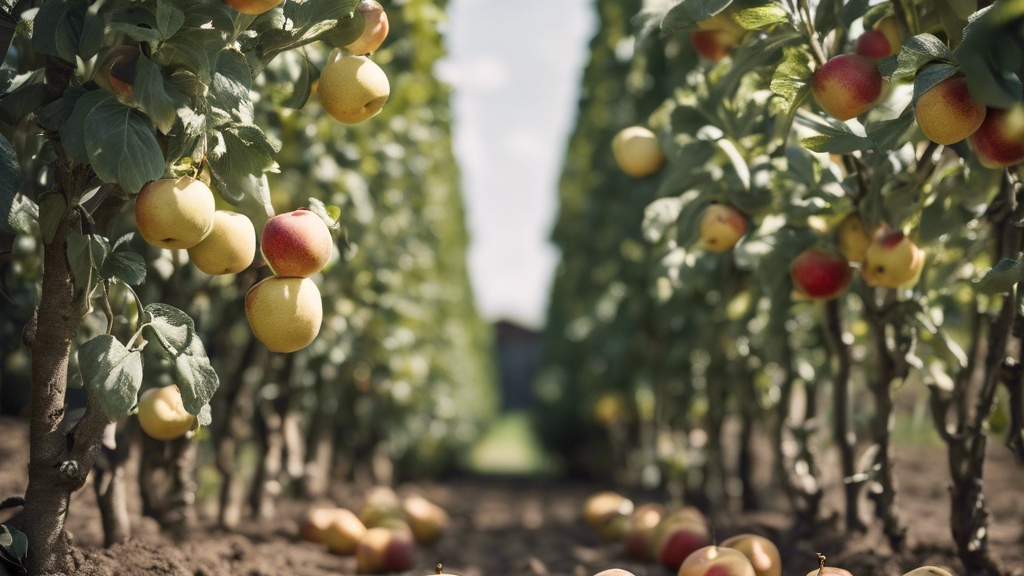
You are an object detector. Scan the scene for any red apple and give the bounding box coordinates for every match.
[651,507,710,570]
[970,107,1024,168]
[812,54,884,121]
[261,209,334,277]
[856,30,892,59]
[679,546,756,576]
[356,526,415,573]
[790,247,852,300]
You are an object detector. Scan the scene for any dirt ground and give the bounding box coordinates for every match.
[0,417,1021,576]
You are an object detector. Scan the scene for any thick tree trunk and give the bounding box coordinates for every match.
[138,433,198,541]
[93,423,130,547]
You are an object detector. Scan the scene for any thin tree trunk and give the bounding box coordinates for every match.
[93,423,130,547]
[23,58,128,569]
[824,300,865,532]
[251,394,285,519]
[217,342,267,528]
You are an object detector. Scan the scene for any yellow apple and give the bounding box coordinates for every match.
[135,177,216,250]
[245,277,323,353]
[317,49,390,125]
[187,211,256,275]
[612,126,665,178]
[137,385,195,441]
[699,204,748,252]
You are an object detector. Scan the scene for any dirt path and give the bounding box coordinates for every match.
[0,417,1021,576]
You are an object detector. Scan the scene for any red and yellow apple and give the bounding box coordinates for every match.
[345,0,389,55]
[299,507,336,543]
[94,45,141,100]
[356,526,415,573]
[856,30,893,59]
[916,75,985,145]
[691,30,738,62]
[622,503,665,561]
[812,54,884,121]
[970,106,1024,168]
[223,0,283,15]
[861,230,925,289]
[720,534,782,576]
[678,545,756,576]
[260,209,333,278]
[875,16,902,55]
[699,204,748,253]
[358,486,405,528]
[651,507,710,570]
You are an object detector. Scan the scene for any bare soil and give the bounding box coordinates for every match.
[0,417,1021,576]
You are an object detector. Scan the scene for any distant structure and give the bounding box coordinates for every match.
[494,321,543,411]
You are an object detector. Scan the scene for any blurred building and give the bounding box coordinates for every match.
[494,321,542,411]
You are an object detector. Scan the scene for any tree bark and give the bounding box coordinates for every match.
[93,423,130,547]
[824,300,865,532]
[23,57,117,568]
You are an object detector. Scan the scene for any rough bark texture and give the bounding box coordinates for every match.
[138,433,198,541]
[23,57,119,571]
[93,423,130,548]
[216,341,267,528]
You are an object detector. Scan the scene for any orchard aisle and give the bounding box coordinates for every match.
[0,419,1021,576]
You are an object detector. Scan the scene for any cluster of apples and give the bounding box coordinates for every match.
[789,213,925,302]
[812,14,1023,165]
[93,1,390,126]
[299,487,449,573]
[245,209,333,353]
[689,10,748,63]
[583,492,781,575]
[135,385,197,441]
[135,176,257,275]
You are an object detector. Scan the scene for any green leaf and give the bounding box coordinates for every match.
[32,0,89,62]
[36,86,85,131]
[838,0,871,29]
[101,250,146,286]
[134,55,185,133]
[78,334,144,421]
[82,97,165,194]
[207,123,278,203]
[66,233,109,312]
[769,47,812,115]
[251,0,360,61]
[801,133,873,154]
[733,6,786,29]
[912,63,958,103]
[662,0,734,33]
[643,196,686,243]
[866,107,916,150]
[0,133,19,235]
[889,34,955,83]
[956,4,1024,107]
[108,5,173,43]
[79,11,104,60]
[142,303,219,416]
[976,258,1024,295]
[37,191,66,244]
[0,524,27,571]
[318,13,366,50]
[60,90,109,166]
[0,71,47,126]
[155,0,185,38]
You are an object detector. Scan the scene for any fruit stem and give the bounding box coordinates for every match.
[816,553,826,575]
[436,563,443,574]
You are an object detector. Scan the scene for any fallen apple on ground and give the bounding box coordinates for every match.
[583,491,634,541]
[359,486,406,527]
[720,534,782,576]
[901,568,954,576]
[651,507,710,570]
[622,503,665,560]
[678,546,756,576]
[299,507,337,543]
[322,508,367,555]
[402,495,449,543]
[356,526,416,573]
[593,571,636,576]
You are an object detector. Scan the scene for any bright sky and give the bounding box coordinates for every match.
[437,0,596,331]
